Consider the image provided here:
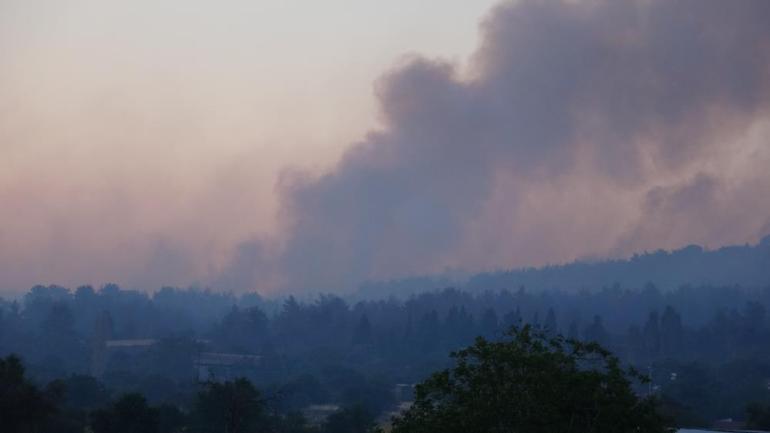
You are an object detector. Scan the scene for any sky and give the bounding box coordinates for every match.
[2,0,770,294]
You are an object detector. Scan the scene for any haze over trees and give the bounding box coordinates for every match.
[0,239,769,430]
[359,236,770,297]
[0,329,674,433]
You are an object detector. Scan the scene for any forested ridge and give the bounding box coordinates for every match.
[359,235,770,297]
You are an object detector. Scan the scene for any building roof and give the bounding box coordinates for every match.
[105,339,157,348]
[195,352,261,366]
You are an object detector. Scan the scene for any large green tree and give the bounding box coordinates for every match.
[390,326,672,433]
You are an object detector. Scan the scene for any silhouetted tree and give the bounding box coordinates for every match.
[91,393,159,433]
[643,311,661,360]
[584,314,610,347]
[191,379,264,433]
[0,355,60,433]
[544,308,557,335]
[417,311,440,350]
[390,326,670,433]
[352,315,373,346]
[479,308,499,338]
[217,307,269,353]
[660,306,683,358]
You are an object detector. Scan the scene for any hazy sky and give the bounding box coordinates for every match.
[2,0,770,294]
[0,0,497,292]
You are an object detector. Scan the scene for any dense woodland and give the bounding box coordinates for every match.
[0,327,673,433]
[1,240,770,430]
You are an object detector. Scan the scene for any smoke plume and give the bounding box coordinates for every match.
[222,0,770,292]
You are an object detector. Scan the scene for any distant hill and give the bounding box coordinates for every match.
[357,235,770,298]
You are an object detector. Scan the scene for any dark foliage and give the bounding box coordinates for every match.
[91,393,160,433]
[390,326,671,433]
[0,355,61,433]
[191,379,265,433]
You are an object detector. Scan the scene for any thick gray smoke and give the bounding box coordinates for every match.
[221,0,770,293]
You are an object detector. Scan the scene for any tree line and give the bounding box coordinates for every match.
[3,282,770,427]
[1,353,379,433]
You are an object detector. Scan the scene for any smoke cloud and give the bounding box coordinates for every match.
[221,0,770,293]
[3,0,770,294]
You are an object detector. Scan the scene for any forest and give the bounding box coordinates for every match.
[0,253,770,431]
[2,238,770,432]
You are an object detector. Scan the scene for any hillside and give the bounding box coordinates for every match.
[358,235,770,298]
